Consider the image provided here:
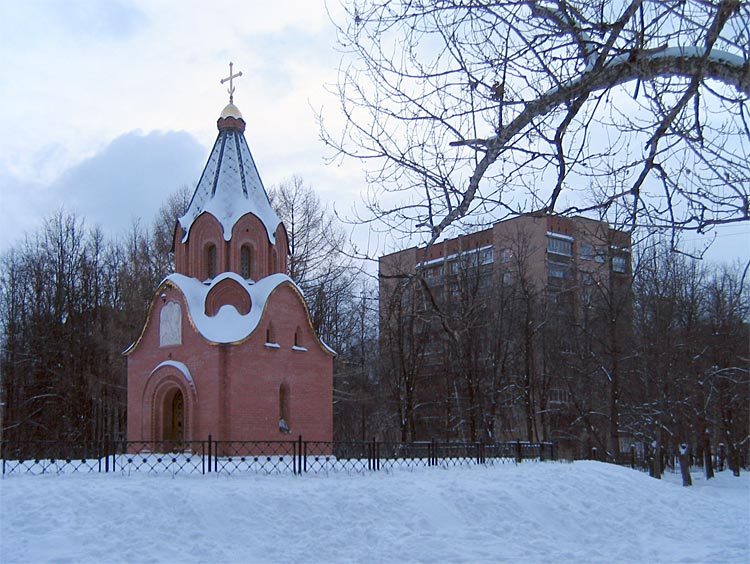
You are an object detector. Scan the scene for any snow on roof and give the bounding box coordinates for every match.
[178,126,281,244]
[164,272,335,354]
[149,360,195,391]
[546,231,575,241]
[416,245,494,268]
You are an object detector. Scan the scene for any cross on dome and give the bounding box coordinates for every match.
[220,62,243,104]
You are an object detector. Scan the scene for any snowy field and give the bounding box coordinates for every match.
[1,461,748,564]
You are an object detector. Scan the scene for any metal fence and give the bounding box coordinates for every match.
[585,444,748,476]
[0,437,555,477]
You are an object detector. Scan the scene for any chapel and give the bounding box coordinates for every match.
[125,68,334,444]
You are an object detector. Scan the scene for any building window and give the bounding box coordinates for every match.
[548,263,570,279]
[423,266,443,279]
[612,256,627,273]
[580,243,594,261]
[478,272,492,290]
[581,272,593,286]
[449,261,460,274]
[582,288,593,307]
[500,248,514,263]
[206,244,217,279]
[549,388,573,405]
[503,271,514,285]
[266,324,275,344]
[240,245,252,279]
[547,235,573,256]
[279,383,290,434]
[478,248,494,265]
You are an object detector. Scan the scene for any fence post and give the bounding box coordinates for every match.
[295,435,302,475]
[207,434,212,473]
[376,440,381,471]
[368,437,374,472]
[214,438,219,473]
[292,438,297,475]
[515,440,522,464]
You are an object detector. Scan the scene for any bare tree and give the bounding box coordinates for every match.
[268,177,385,441]
[0,187,198,445]
[325,0,748,244]
[703,262,749,476]
[269,176,347,288]
[153,184,192,275]
[632,245,748,476]
[378,261,431,442]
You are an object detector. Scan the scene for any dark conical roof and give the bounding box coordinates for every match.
[178,103,281,244]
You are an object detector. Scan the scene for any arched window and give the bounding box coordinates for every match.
[206,244,217,279]
[240,245,252,279]
[279,382,290,434]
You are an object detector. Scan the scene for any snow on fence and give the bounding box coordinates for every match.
[0,437,555,477]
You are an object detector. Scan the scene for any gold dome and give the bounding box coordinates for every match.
[220,103,243,119]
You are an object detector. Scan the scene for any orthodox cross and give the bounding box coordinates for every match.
[220,62,243,104]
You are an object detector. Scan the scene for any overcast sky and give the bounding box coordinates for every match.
[0,1,367,247]
[0,0,746,264]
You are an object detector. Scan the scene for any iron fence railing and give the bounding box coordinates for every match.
[0,437,555,477]
[582,444,749,476]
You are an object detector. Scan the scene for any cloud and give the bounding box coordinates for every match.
[0,130,206,250]
[55,130,207,236]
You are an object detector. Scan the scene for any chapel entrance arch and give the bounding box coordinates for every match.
[162,388,185,443]
[144,367,196,448]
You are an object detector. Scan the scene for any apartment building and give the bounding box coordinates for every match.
[379,213,632,452]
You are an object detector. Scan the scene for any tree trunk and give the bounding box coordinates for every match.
[679,444,692,487]
[702,430,714,480]
[651,440,662,479]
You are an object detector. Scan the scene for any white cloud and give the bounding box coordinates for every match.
[0,0,369,253]
[0,130,205,249]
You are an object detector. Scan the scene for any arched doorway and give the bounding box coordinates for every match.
[143,362,196,445]
[162,388,185,443]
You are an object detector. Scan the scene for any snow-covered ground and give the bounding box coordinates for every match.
[1,461,748,564]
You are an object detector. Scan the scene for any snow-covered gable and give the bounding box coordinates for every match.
[178,127,281,244]
[163,272,334,354]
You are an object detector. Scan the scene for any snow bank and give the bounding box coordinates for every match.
[1,461,747,563]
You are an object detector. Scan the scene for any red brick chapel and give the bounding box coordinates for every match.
[125,71,334,444]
